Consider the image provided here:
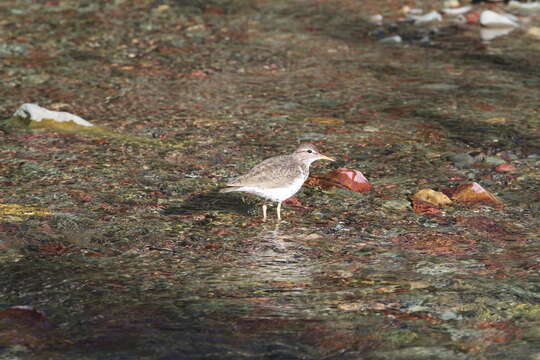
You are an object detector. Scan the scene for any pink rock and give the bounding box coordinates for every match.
[307,168,373,193]
[450,182,504,208]
[495,163,517,173]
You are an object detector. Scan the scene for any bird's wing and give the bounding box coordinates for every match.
[226,156,305,188]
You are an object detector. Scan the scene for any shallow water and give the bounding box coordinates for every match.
[1,0,540,359]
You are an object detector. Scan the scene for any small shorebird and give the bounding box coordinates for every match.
[220,143,335,221]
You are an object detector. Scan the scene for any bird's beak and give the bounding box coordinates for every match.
[319,154,335,162]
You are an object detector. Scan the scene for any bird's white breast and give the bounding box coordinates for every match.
[236,175,307,202]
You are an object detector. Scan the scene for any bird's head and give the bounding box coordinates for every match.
[294,143,335,164]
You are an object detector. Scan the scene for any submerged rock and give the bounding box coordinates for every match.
[369,14,383,26]
[495,163,517,173]
[378,35,402,44]
[12,103,93,127]
[484,156,506,166]
[306,168,372,193]
[449,182,504,207]
[382,199,410,211]
[411,189,452,208]
[448,153,476,169]
[508,0,540,12]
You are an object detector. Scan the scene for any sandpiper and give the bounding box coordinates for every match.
[220,143,335,221]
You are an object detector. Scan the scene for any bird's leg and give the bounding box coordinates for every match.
[262,204,267,222]
[277,202,282,221]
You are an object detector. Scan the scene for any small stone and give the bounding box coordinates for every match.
[443,6,472,16]
[484,117,507,125]
[439,310,461,321]
[378,35,402,44]
[0,43,28,56]
[304,233,323,240]
[495,163,517,173]
[448,153,475,169]
[338,302,366,311]
[416,262,456,275]
[443,0,461,8]
[369,14,383,26]
[409,281,431,290]
[450,182,504,207]
[484,156,506,166]
[508,1,540,12]
[382,199,410,211]
[527,27,540,39]
[281,102,299,110]
[411,189,452,208]
[363,125,379,132]
[410,11,443,25]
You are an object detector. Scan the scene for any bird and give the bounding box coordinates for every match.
[220,143,335,222]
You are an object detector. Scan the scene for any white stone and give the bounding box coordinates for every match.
[527,26,540,39]
[508,1,540,12]
[480,10,519,28]
[378,35,402,44]
[443,0,461,8]
[411,11,443,25]
[442,6,472,16]
[369,14,383,26]
[13,103,93,127]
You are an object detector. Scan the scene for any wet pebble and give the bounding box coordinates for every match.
[329,222,351,233]
[450,182,504,207]
[442,6,472,16]
[415,262,457,275]
[0,43,28,56]
[495,163,517,173]
[411,189,452,208]
[363,125,379,132]
[438,310,462,321]
[369,14,383,26]
[448,153,475,169]
[378,35,402,44]
[484,156,505,166]
[410,11,443,26]
[382,199,410,211]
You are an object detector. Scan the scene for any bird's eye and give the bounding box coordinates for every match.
[307,149,313,153]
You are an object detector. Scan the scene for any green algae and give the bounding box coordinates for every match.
[0,203,52,221]
[3,116,188,150]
